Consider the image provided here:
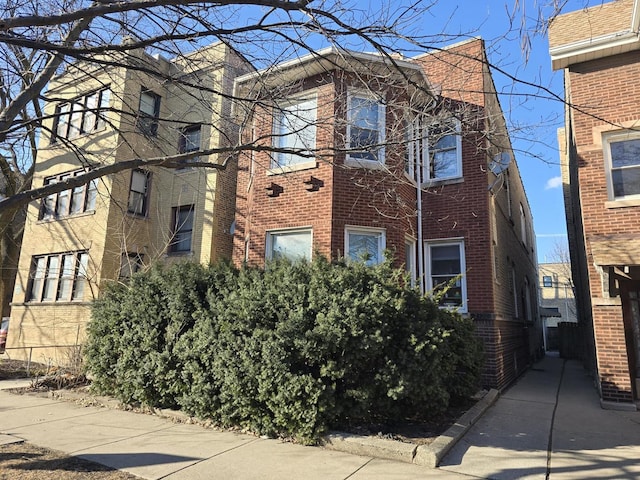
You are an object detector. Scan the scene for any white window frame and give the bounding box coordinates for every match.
[138,88,161,137]
[177,124,202,169]
[265,227,313,262]
[519,203,527,246]
[27,251,89,302]
[345,226,386,266]
[405,237,417,287]
[603,130,640,201]
[39,169,98,220]
[127,169,151,216]
[426,118,462,181]
[271,96,317,172]
[346,90,386,167]
[53,87,110,143]
[425,239,467,312]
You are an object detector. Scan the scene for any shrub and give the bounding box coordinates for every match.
[85,257,483,444]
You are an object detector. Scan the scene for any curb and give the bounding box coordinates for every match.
[322,388,499,468]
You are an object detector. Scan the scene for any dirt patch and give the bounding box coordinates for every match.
[0,359,50,380]
[0,442,139,480]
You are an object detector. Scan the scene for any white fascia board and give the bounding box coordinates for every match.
[550,30,640,70]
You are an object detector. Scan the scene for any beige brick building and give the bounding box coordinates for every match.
[7,43,250,365]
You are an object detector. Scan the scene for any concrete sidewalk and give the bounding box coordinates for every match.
[439,354,640,479]
[2,355,640,479]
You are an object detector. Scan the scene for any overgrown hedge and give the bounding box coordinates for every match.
[85,258,483,443]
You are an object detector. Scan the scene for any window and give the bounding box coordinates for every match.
[119,252,145,279]
[405,238,417,287]
[170,205,194,253]
[178,125,201,166]
[519,203,527,246]
[28,251,89,302]
[127,169,150,216]
[512,266,519,318]
[347,92,385,163]
[273,97,317,169]
[543,275,553,288]
[39,170,98,220]
[345,227,385,266]
[138,89,161,136]
[426,240,466,311]
[53,87,110,142]
[427,119,462,180]
[266,228,312,261]
[603,131,640,200]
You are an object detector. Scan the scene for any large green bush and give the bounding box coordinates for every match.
[85,257,483,444]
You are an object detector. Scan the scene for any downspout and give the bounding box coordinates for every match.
[416,118,425,294]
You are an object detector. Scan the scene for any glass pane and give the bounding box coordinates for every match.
[432,275,463,306]
[43,256,60,301]
[431,245,460,275]
[56,104,70,139]
[432,149,459,178]
[83,92,98,133]
[270,231,311,261]
[348,232,381,266]
[173,208,194,252]
[30,257,46,301]
[58,254,75,300]
[611,139,640,168]
[130,170,147,192]
[86,180,98,210]
[612,167,640,198]
[128,191,145,215]
[71,186,85,214]
[139,91,157,115]
[68,102,83,139]
[97,89,110,130]
[72,253,89,300]
[57,177,70,216]
[351,97,378,129]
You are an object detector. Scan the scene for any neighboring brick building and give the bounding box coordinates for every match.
[233,39,542,390]
[549,0,640,408]
[7,43,250,364]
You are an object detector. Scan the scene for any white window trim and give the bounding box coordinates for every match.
[344,226,386,265]
[424,117,462,182]
[603,129,640,201]
[345,89,386,168]
[271,94,318,171]
[424,238,467,313]
[405,236,417,287]
[265,227,313,261]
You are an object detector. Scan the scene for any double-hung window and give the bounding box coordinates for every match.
[178,125,201,167]
[427,119,462,180]
[127,169,150,216]
[28,251,89,302]
[345,227,386,266]
[273,97,317,169]
[543,275,553,288]
[170,205,194,253]
[426,240,466,311]
[603,131,640,200]
[347,92,385,164]
[53,87,110,142]
[39,169,98,220]
[138,88,161,136]
[266,228,312,261]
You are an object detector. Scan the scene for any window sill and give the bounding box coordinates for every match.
[14,300,91,307]
[126,212,149,219]
[167,250,194,257]
[345,158,386,170]
[605,198,640,209]
[267,160,317,175]
[37,210,96,224]
[422,176,464,188]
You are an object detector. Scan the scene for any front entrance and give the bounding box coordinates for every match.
[621,281,640,400]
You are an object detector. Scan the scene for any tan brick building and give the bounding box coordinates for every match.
[7,43,250,365]
[232,39,542,390]
[550,0,640,407]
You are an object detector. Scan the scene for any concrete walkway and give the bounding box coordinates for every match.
[1,355,640,479]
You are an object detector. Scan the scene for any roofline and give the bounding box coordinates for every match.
[412,36,483,60]
[549,0,640,70]
[233,46,433,100]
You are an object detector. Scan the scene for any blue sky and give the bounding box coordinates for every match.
[410,0,599,262]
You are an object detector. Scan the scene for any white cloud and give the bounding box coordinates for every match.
[545,176,563,190]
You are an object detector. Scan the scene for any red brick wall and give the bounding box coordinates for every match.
[567,50,640,402]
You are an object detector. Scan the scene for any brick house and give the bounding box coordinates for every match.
[549,0,640,408]
[7,43,250,364]
[232,38,542,390]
